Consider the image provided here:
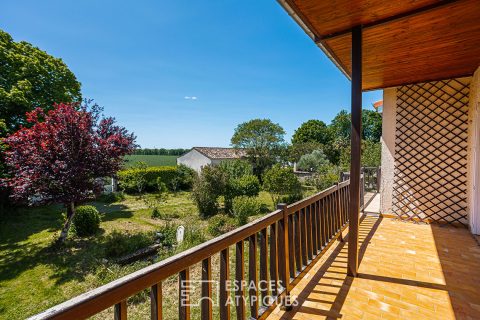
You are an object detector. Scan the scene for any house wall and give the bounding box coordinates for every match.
[380,88,397,213]
[176,149,212,172]
[381,77,471,225]
[467,67,480,234]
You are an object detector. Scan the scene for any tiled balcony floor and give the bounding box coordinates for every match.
[266,215,480,320]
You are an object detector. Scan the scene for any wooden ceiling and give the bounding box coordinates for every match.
[280,0,480,90]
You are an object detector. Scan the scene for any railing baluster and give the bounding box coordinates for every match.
[323,199,327,243]
[179,269,190,320]
[220,249,230,320]
[269,223,278,297]
[287,214,295,279]
[300,208,307,268]
[249,234,258,318]
[259,228,268,309]
[277,203,291,311]
[201,257,212,320]
[330,191,335,234]
[318,199,324,249]
[333,189,339,233]
[235,241,245,320]
[293,212,302,274]
[277,213,286,290]
[325,195,331,241]
[151,283,162,320]
[114,300,127,320]
[312,202,318,255]
[328,194,333,240]
[306,205,313,262]
[336,185,344,241]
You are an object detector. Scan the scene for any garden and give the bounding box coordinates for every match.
[0,159,310,319]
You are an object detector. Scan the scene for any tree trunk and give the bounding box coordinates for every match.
[58,202,75,244]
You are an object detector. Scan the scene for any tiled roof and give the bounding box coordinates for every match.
[192,147,247,159]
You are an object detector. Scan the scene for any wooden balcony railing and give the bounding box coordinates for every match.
[30,180,352,320]
[341,166,380,193]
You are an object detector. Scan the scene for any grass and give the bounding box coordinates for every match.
[0,191,276,319]
[123,155,178,168]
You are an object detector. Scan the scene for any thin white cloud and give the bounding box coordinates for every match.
[184,96,198,100]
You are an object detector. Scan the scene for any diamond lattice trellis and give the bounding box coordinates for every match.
[393,78,470,226]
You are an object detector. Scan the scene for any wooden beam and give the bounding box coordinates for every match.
[316,0,459,41]
[348,25,362,278]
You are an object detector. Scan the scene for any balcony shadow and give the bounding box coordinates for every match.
[277,215,381,320]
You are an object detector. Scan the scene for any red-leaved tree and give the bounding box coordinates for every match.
[2,103,136,242]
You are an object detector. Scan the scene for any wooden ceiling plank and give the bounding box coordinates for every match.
[316,0,459,41]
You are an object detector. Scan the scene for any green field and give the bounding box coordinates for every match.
[123,155,178,168]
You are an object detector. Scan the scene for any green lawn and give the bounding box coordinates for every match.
[0,191,276,319]
[123,155,178,168]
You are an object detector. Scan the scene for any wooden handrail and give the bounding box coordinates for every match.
[30,181,352,320]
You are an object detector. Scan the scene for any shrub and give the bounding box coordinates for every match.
[192,165,227,217]
[232,196,260,226]
[118,166,178,193]
[156,223,177,247]
[97,191,125,203]
[263,165,302,206]
[310,165,339,191]
[208,214,236,237]
[169,165,196,192]
[104,230,155,258]
[157,178,168,194]
[72,205,101,237]
[235,174,260,197]
[151,207,162,219]
[279,192,303,205]
[129,161,148,193]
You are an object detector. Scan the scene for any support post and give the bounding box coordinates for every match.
[348,25,362,278]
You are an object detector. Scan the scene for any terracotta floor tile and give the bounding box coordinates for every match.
[265,216,480,320]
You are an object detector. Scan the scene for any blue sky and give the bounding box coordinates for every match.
[1,0,381,148]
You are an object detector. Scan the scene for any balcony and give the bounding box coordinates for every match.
[267,215,480,320]
[29,0,480,318]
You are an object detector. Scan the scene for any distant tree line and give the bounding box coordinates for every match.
[133,148,189,156]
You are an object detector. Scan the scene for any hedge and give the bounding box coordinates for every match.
[118,166,178,193]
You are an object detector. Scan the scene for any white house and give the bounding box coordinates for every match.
[177,147,247,172]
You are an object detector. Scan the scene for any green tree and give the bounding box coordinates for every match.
[329,109,382,143]
[262,165,302,206]
[292,120,331,145]
[362,110,382,142]
[297,149,330,172]
[231,119,285,177]
[0,29,81,208]
[339,141,382,169]
[218,159,253,179]
[0,29,81,133]
[330,110,351,142]
[326,109,382,165]
[361,141,381,167]
[288,141,322,163]
[192,165,228,218]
